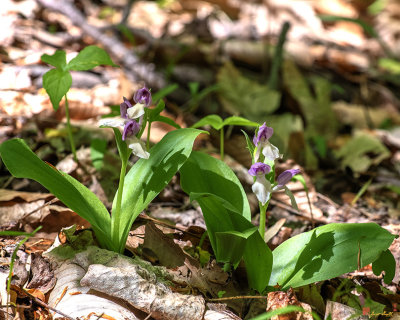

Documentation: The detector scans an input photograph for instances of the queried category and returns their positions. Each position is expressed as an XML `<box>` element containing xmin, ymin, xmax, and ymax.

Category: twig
<box><xmin>316</xmin><ymin>192</ymin><xmax>339</xmax><ymax>208</ymax></box>
<box><xmin>270</xmin><ymin>199</ymin><xmax>326</xmax><ymax>224</ymax></box>
<box><xmin>22</xmin><ymin>289</ymin><xmax>76</xmax><ymax>320</ymax></box>
<box><xmin>36</xmin><ymin>0</ymin><xmax>167</xmax><ymax>89</ymax></box>
<box><xmin>20</xmin><ymin>197</ymin><xmax>58</xmax><ymax>221</ymax></box>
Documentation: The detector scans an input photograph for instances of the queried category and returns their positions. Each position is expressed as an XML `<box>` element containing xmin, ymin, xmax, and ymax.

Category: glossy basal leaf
<box><xmin>185</xmin><ymin>192</ymin><xmax>272</xmax><ymax>292</ymax></box>
<box><xmin>191</xmin><ymin>115</ymin><xmax>223</xmax><ymax>130</ymax></box>
<box><xmin>42</xmin><ymin>68</ymin><xmax>72</xmax><ymax>110</ymax></box>
<box><xmin>180</xmin><ymin>153</ymin><xmax>272</xmax><ymax>291</ymax></box>
<box><xmin>215</xmin><ymin>230</ymin><xmax>249</xmax><ymax>264</ymax></box>
<box><xmin>41</xmin><ymin>50</ymin><xmax>67</xmax><ymax>70</ymax></box>
<box><xmin>67</xmin><ymin>45</ymin><xmax>118</xmax><ymax>71</ymax></box>
<box><xmin>113</xmin><ymin>128</ymin><xmax>203</xmax><ymax>253</ymax></box>
<box><xmin>0</xmin><ymin>139</ymin><xmax>113</xmax><ymax>250</ymax></box>
<box><xmin>180</xmin><ymin>151</ymin><xmax>251</xmax><ymax>220</ymax></box>
<box><xmin>372</xmin><ymin>249</ymin><xmax>396</xmax><ymax>284</ymax></box>
<box><xmin>270</xmin><ymin>223</ymin><xmax>395</xmax><ymax>289</ymax></box>
<box><xmin>153</xmin><ymin>115</ymin><xmax>181</xmax><ymax>129</ymax></box>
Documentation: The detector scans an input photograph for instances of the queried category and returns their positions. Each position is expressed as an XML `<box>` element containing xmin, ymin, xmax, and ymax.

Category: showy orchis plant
<box><xmin>0</xmin><ymin>83</ymin><xmax>203</xmax><ymax>253</ymax></box>
<box><xmin>98</xmin><ymin>89</ymin><xmax>152</xmax><ymax>246</ymax></box>
<box><xmin>248</xmin><ymin>123</ymin><xmax>300</xmax><ymax>238</ymax></box>
<box><xmin>181</xmin><ymin>119</ymin><xmax>397</xmax><ymax>293</ymax></box>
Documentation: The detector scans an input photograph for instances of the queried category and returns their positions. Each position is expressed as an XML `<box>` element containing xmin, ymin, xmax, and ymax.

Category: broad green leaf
<box><xmin>372</xmin><ymin>249</ymin><xmax>396</xmax><ymax>284</ymax></box>
<box><xmin>186</xmin><ymin>192</ymin><xmax>272</xmax><ymax>292</ymax></box>
<box><xmin>180</xmin><ymin>151</ymin><xmax>251</xmax><ymax>220</ymax></box>
<box><xmin>180</xmin><ymin>152</ymin><xmax>272</xmax><ymax>291</ymax></box>
<box><xmin>0</xmin><ymin>139</ymin><xmax>113</xmax><ymax>251</ymax></box>
<box><xmin>215</xmin><ymin>229</ymin><xmax>253</xmax><ymax>264</ymax></box>
<box><xmin>334</xmin><ymin>133</ymin><xmax>390</xmax><ymax>173</ymax></box>
<box><xmin>191</xmin><ymin>115</ymin><xmax>223</xmax><ymax>130</ymax></box>
<box><xmin>242</xmin><ymin>224</ymin><xmax>273</xmax><ymax>292</ymax></box>
<box><xmin>67</xmin><ymin>45</ymin><xmax>118</xmax><ymax>71</ymax></box>
<box><xmin>270</xmin><ymin>223</ymin><xmax>395</xmax><ymax>289</ymax></box>
<box><xmin>217</xmin><ymin>61</ymin><xmax>281</xmax><ymax>120</ymax></box>
<box><xmin>113</xmin><ymin>128</ymin><xmax>203</xmax><ymax>253</ymax></box>
<box><xmin>41</xmin><ymin>50</ymin><xmax>67</xmax><ymax>70</ymax></box>
<box><xmin>222</xmin><ymin>116</ymin><xmax>259</xmax><ymax>128</ymax></box>
<box><xmin>148</xmin><ymin>100</ymin><xmax>165</xmax><ymax>120</ymax></box>
<box><xmin>42</xmin><ymin>68</ymin><xmax>72</xmax><ymax>110</ymax></box>
<box><xmin>153</xmin><ymin>115</ymin><xmax>181</xmax><ymax>129</ymax></box>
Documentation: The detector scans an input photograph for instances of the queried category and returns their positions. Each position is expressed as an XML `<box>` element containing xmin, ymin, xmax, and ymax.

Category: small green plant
<box><xmin>41</xmin><ymin>46</ymin><xmax>118</xmax><ymax>161</ymax></box>
<box><xmin>191</xmin><ymin>115</ymin><xmax>259</xmax><ymax>160</ymax></box>
<box><xmin>0</xmin><ymin>227</ymin><xmax>42</xmax><ymax>315</ymax></box>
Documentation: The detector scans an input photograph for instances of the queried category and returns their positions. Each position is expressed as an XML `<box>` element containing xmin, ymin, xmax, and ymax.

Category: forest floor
<box><xmin>1</xmin><ymin>0</ymin><xmax>400</xmax><ymax>319</ymax></box>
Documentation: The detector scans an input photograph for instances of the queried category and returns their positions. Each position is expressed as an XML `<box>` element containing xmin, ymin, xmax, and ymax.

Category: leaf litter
<box><xmin>1</xmin><ymin>0</ymin><xmax>400</xmax><ymax>319</ymax></box>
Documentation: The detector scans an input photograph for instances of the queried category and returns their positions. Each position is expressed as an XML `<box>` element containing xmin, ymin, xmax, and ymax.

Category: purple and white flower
<box><xmin>248</xmin><ymin>162</ymin><xmax>272</xmax><ymax>205</ymax></box>
<box><xmin>273</xmin><ymin>169</ymin><xmax>301</xmax><ymax>191</ymax></box>
<box><xmin>99</xmin><ymin>88</ymin><xmax>152</xmax><ymax>159</ymax></box>
<box><xmin>134</xmin><ymin>87</ymin><xmax>152</xmax><ymax>107</ymax></box>
<box><xmin>253</xmin><ymin>123</ymin><xmax>281</xmax><ymax>162</ymax></box>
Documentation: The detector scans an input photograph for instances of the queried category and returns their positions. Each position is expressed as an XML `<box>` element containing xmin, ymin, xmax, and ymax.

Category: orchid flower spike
<box><xmin>99</xmin><ymin>88</ymin><xmax>152</xmax><ymax>159</ymax></box>
<box><xmin>273</xmin><ymin>169</ymin><xmax>301</xmax><ymax>191</ymax></box>
<box><xmin>253</xmin><ymin>123</ymin><xmax>281</xmax><ymax>162</ymax></box>
<box><xmin>248</xmin><ymin>162</ymin><xmax>272</xmax><ymax>205</ymax></box>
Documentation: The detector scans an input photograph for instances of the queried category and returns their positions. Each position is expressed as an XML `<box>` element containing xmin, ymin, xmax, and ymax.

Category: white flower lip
<box><xmin>127</xmin><ymin>103</ymin><xmax>145</xmax><ymax>119</ymax></box>
<box><xmin>127</xmin><ymin>136</ymin><xmax>150</xmax><ymax>159</ymax></box>
<box><xmin>252</xmin><ymin>176</ymin><xmax>272</xmax><ymax>205</ymax></box>
<box><xmin>99</xmin><ymin>117</ymin><xmax>126</xmax><ymax>128</ymax></box>
<box><xmin>261</xmin><ymin>141</ymin><xmax>282</xmax><ymax>162</ymax></box>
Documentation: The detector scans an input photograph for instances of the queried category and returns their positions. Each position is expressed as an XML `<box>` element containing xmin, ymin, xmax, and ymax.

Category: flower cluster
<box><xmin>99</xmin><ymin>87</ymin><xmax>152</xmax><ymax>159</ymax></box>
<box><xmin>248</xmin><ymin>123</ymin><xmax>300</xmax><ymax>205</ymax></box>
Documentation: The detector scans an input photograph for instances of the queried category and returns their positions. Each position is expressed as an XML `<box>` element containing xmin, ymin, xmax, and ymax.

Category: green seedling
<box><xmin>0</xmin><ymin>227</ymin><xmax>42</xmax><ymax>316</ymax></box>
<box><xmin>192</xmin><ymin>115</ymin><xmax>259</xmax><ymax>160</ymax></box>
<box><xmin>41</xmin><ymin>45</ymin><xmax>118</xmax><ymax>162</ymax></box>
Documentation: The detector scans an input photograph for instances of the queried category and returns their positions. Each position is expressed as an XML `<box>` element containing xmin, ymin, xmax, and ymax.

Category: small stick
<box><xmin>23</xmin><ymin>289</ymin><xmax>75</xmax><ymax>320</ymax></box>
<box><xmin>206</xmin><ymin>295</ymin><xmax>268</xmax><ymax>302</ymax></box>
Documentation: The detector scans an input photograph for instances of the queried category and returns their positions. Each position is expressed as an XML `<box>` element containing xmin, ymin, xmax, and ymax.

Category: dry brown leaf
<box><xmin>143</xmin><ymin>221</ymin><xmax>199</xmax><ymax>269</ymax></box>
<box><xmin>26</xmin><ymin>253</ymin><xmax>56</xmax><ymax>294</ymax></box>
<box><xmin>267</xmin><ymin>288</ymin><xmax>313</xmax><ymax>320</ymax></box>
<box><xmin>0</xmin><ymin>189</ymin><xmax>52</xmax><ymax>202</ymax></box>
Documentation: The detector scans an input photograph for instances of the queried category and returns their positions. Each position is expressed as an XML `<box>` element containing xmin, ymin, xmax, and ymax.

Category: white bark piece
<box><xmin>81</xmin><ymin>263</ymin><xmax>205</xmax><ymax>320</ymax></box>
<box><xmin>46</xmin><ymin>246</ymin><xmax>205</xmax><ymax>320</ymax></box>
<box><xmin>47</xmin><ymin>260</ymin><xmax>140</xmax><ymax>320</ymax></box>
<box><xmin>325</xmin><ymin>301</ymin><xmax>369</xmax><ymax>320</ymax></box>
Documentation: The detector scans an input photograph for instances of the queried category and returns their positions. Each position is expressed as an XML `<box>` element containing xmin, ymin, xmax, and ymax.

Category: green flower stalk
<box><xmin>99</xmin><ymin>88</ymin><xmax>152</xmax><ymax>243</ymax></box>
<box><xmin>248</xmin><ymin>122</ymin><xmax>300</xmax><ymax>240</ymax></box>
